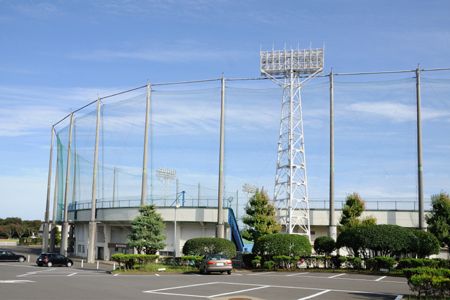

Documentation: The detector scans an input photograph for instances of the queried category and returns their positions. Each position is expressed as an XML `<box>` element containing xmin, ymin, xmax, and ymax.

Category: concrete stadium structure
<box><xmin>67</xmin><ymin>199</ymin><xmax>425</xmax><ymax>261</ymax></box>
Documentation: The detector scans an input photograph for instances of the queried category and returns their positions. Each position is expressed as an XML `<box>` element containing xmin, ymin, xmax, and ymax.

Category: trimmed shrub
<box><xmin>346</xmin><ymin>257</ymin><xmax>362</xmax><ymax>270</ymax></box>
<box><xmin>313</xmin><ymin>236</ymin><xmax>336</xmax><ymax>256</ymax></box>
<box><xmin>242</xmin><ymin>253</ymin><xmax>256</xmax><ymax>268</ymax></box>
<box><xmin>262</xmin><ymin>260</ymin><xmax>275</xmax><ymax>270</ymax></box>
<box><xmin>337</xmin><ymin>225</ymin><xmax>417</xmax><ymax>258</ymax></box>
<box><xmin>273</xmin><ymin>255</ymin><xmax>292</xmax><ymax>269</ymax></box>
<box><xmin>409</xmin><ymin>229</ymin><xmax>440</xmax><ymax>258</ymax></box>
<box><xmin>182</xmin><ymin>237</ymin><xmax>236</xmax><ymax>258</ymax></box>
<box><xmin>365</xmin><ymin>256</ymin><xmax>396</xmax><ymax>271</ymax></box>
<box><xmin>397</xmin><ymin>258</ymin><xmax>440</xmax><ymax>270</ymax></box>
<box><xmin>253</xmin><ymin>233</ymin><xmax>312</xmax><ymax>257</ymax></box>
<box><xmin>404</xmin><ymin>267</ymin><xmax>450</xmax><ymax>297</ymax></box>
<box><xmin>111</xmin><ymin>254</ymin><xmax>159</xmax><ymax>269</ymax></box>
<box><xmin>331</xmin><ymin>255</ymin><xmax>346</xmax><ymax>269</ymax></box>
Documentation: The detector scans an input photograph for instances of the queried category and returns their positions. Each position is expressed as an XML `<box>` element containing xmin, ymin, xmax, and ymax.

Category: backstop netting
<box><xmin>52</xmin><ymin>70</ymin><xmax>450</xmax><ymax>222</ymax></box>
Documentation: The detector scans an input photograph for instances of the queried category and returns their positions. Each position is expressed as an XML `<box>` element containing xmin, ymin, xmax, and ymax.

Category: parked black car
<box><xmin>0</xmin><ymin>250</ymin><xmax>26</xmax><ymax>262</ymax></box>
<box><xmin>36</xmin><ymin>253</ymin><xmax>73</xmax><ymax>267</ymax></box>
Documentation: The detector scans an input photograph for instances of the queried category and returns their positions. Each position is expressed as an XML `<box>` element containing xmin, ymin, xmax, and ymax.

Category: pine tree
<box><xmin>241</xmin><ymin>189</ymin><xmax>281</xmax><ymax>242</ymax></box>
<box><xmin>426</xmin><ymin>192</ymin><xmax>450</xmax><ymax>248</ymax></box>
<box><xmin>339</xmin><ymin>192</ymin><xmax>376</xmax><ymax>231</ymax></box>
<box><xmin>128</xmin><ymin>205</ymin><xmax>166</xmax><ymax>254</ymax></box>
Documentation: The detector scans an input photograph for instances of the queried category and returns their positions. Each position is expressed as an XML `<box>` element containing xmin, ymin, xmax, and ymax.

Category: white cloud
<box><xmin>346</xmin><ymin>101</ymin><xmax>450</xmax><ymax>122</ymax></box>
<box><xmin>69</xmin><ymin>48</ymin><xmax>249</xmax><ymax>63</ymax></box>
<box><xmin>0</xmin><ymin>85</ymin><xmax>131</xmax><ymax>137</ymax></box>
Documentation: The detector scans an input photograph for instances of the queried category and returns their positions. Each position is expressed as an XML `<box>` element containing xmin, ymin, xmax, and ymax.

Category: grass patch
<box><xmin>114</xmin><ymin>263</ymin><xmax>198</xmax><ymax>274</ymax></box>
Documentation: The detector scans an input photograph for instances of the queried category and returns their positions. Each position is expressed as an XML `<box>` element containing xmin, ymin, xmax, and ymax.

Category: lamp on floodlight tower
<box><xmin>156</xmin><ymin>168</ymin><xmax>176</xmax><ymax>206</ymax></box>
<box><xmin>260</xmin><ymin>47</ymin><xmax>324</xmax><ymax>240</ymax></box>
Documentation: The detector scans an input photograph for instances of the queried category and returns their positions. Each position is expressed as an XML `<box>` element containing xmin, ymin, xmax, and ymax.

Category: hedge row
<box><xmin>337</xmin><ymin>225</ymin><xmax>440</xmax><ymax>258</ymax></box>
<box><xmin>403</xmin><ymin>267</ymin><xmax>450</xmax><ymax>298</ymax></box>
<box><xmin>397</xmin><ymin>258</ymin><xmax>450</xmax><ymax>270</ymax></box>
<box><xmin>111</xmin><ymin>254</ymin><xmax>159</xmax><ymax>269</ymax></box>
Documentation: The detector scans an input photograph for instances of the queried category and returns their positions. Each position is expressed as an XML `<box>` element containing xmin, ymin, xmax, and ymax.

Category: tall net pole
<box><xmin>87</xmin><ymin>98</ymin><xmax>101</xmax><ymax>263</ymax></box>
<box><xmin>61</xmin><ymin>113</ymin><xmax>74</xmax><ymax>256</ymax></box>
<box><xmin>260</xmin><ymin>48</ymin><xmax>323</xmax><ymax>239</ymax></box>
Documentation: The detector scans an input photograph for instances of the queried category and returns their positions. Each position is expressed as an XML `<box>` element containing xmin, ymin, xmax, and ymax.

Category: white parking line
<box><xmin>113</xmin><ymin>274</ymin><xmax>119</xmax><ymax>277</ymax></box>
<box><xmin>394</xmin><ymin>295</ymin><xmax>403</xmax><ymax>300</ymax></box>
<box><xmin>0</xmin><ymin>280</ymin><xmax>35</xmax><ymax>284</ymax></box>
<box><xmin>375</xmin><ymin>275</ymin><xmax>387</xmax><ymax>282</ymax></box>
<box><xmin>144</xmin><ymin>281</ymin><xmax>398</xmax><ymax>299</ymax></box>
<box><xmin>249</xmin><ymin>271</ymin><xmax>276</xmax><ymax>276</ymax></box>
<box><xmin>155</xmin><ymin>274</ymin><xmax>160</xmax><ymax>277</ymax></box>
<box><xmin>67</xmin><ymin>273</ymin><xmax>77</xmax><ymax>277</ymax></box>
<box><xmin>209</xmin><ymin>285</ymin><xmax>270</xmax><ymax>298</ymax></box>
<box><xmin>328</xmin><ymin>273</ymin><xmax>346</xmax><ymax>279</ymax></box>
<box><xmin>144</xmin><ymin>281</ymin><xmax>217</xmax><ymax>293</ymax></box>
<box><xmin>286</xmin><ymin>272</ymin><xmax>308</xmax><ymax>277</ymax></box>
<box><xmin>298</xmin><ymin>289</ymin><xmax>331</xmax><ymax>300</ymax></box>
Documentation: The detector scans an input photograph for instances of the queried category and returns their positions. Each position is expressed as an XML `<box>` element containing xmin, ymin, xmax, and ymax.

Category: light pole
<box><xmin>173</xmin><ymin>200</ymin><xmax>180</xmax><ymax>257</ymax></box>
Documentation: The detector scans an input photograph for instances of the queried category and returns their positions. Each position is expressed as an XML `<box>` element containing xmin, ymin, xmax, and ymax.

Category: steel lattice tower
<box><xmin>260</xmin><ymin>48</ymin><xmax>324</xmax><ymax>238</ymax></box>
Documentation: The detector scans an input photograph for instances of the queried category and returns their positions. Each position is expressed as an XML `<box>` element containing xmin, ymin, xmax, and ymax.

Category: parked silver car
<box><xmin>199</xmin><ymin>254</ymin><xmax>232</xmax><ymax>274</ymax></box>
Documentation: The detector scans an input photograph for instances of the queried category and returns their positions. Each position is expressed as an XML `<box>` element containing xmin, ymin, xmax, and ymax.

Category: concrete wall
<box><xmin>72</xmin><ymin>207</ymin><xmax>230</xmax><ymax>260</ymax></box>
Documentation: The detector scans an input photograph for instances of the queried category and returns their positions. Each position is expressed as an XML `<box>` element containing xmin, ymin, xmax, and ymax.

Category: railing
<box><xmin>68</xmin><ymin>198</ymin><xmax>232</xmax><ymax>211</ymax></box>
<box><xmin>68</xmin><ymin>198</ymin><xmax>432</xmax><ymax>212</ymax></box>
<box><xmin>309</xmin><ymin>199</ymin><xmax>432</xmax><ymax>211</ymax></box>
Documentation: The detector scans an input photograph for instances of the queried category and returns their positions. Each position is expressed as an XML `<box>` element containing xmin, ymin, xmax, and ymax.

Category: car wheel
<box><xmin>47</xmin><ymin>262</ymin><xmax>53</xmax><ymax>267</ymax></box>
<box><xmin>227</xmin><ymin>270</ymin><xmax>232</xmax><ymax>275</ymax></box>
<box><xmin>18</xmin><ymin>257</ymin><xmax>25</xmax><ymax>263</ymax></box>
<box><xmin>66</xmin><ymin>261</ymin><xmax>72</xmax><ymax>267</ymax></box>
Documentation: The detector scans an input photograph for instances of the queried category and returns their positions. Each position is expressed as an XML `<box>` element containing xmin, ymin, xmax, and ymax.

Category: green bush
<box><xmin>262</xmin><ymin>260</ymin><xmax>275</xmax><ymax>270</ymax></box>
<box><xmin>434</xmin><ymin>258</ymin><xmax>450</xmax><ymax>269</ymax></box>
<box><xmin>346</xmin><ymin>257</ymin><xmax>362</xmax><ymax>270</ymax></box>
<box><xmin>410</xmin><ymin>229</ymin><xmax>440</xmax><ymax>258</ymax></box>
<box><xmin>161</xmin><ymin>256</ymin><xmax>203</xmax><ymax>267</ymax></box>
<box><xmin>403</xmin><ymin>267</ymin><xmax>450</xmax><ymax>279</ymax></box>
<box><xmin>365</xmin><ymin>256</ymin><xmax>396</xmax><ymax>271</ymax></box>
<box><xmin>182</xmin><ymin>237</ymin><xmax>236</xmax><ymax>258</ymax></box>
<box><xmin>404</xmin><ymin>267</ymin><xmax>450</xmax><ymax>297</ymax></box>
<box><xmin>337</xmin><ymin>225</ymin><xmax>417</xmax><ymax>258</ymax></box>
<box><xmin>314</xmin><ymin>236</ymin><xmax>336</xmax><ymax>255</ymax></box>
<box><xmin>111</xmin><ymin>254</ymin><xmax>159</xmax><ymax>269</ymax></box>
<box><xmin>331</xmin><ymin>255</ymin><xmax>346</xmax><ymax>269</ymax></box>
<box><xmin>273</xmin><ymin>255</ymin><xmax>292</xmax><ymax>269</ymax></box>
<box><xmin>253</xmin><ymin>233</ymin><xmax>312</xmax><ymax>257</ymax></box>
<box><xmin>242</xmin><ymin>253</ymin><xmax>256</xmax><ymax>268</ymax></box>
<box><xmin>397</xmin><ymin>258</ymin><xmax>440</xmax><ymax>270</ymax></box>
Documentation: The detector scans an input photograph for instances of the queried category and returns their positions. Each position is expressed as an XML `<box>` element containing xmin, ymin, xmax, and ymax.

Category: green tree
<box><xmin>314</xmin><ymin>236</ymin><xmax>336</xmax><ymax>256</ymax></box>
<box><xmin>241</xmin><ymin>189</ymin><xmax>281</xmax><ymax>242</ymax></box>
<box><xmin>339</xmin><ymin>193</ymin><xmax>376</xmax><ymax>230</ymax></box>
<box><xmin>127</xmin><ymin>205</ymin><xmax>166</xmax><ymax>254</ymax></box>
<box><xmin>426</xmin><ymin>192</ymin><xmax>450</xmax><ymax>248</ymax></box>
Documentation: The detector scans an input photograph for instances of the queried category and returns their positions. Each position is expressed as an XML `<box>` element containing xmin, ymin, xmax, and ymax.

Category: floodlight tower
<box><xmin>156</xmin><ymin>168</ymin><xmax>176</xmax><ymax>205</ymax></box>
<box><xmin>260</xmin><ymin>47</ymin><xmax>324</xmax><ymax>238</ymax></box>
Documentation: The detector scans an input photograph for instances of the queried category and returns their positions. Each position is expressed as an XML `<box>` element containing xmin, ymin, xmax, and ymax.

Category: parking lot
<box><xmin>0</xmin><ymin>262</ymin><xmax>409</xmax><ymax>300</ymax></box>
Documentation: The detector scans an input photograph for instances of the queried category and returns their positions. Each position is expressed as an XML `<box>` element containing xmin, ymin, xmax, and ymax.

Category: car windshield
<box><xmin>207</xmin><ymin>255</ymin><xmax>228</xmax><ymax>260</ymax></box>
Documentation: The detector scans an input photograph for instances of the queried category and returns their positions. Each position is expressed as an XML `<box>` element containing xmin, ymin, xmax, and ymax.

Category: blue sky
<box><xmin>1</xmin><ymin>0</ymin><xmax>450</xmax><ymax>220</ymax></box>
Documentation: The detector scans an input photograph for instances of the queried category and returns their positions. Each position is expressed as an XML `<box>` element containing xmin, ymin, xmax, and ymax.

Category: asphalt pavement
<box><xmin>0</xmin><ymin>262</ymin><xmax>410</xmax><ymax>300</ymax></box>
